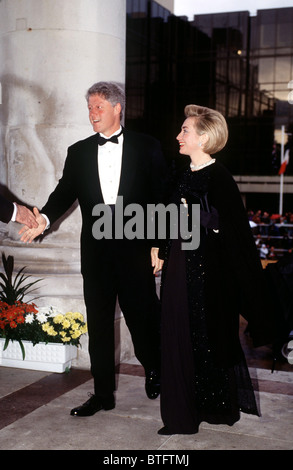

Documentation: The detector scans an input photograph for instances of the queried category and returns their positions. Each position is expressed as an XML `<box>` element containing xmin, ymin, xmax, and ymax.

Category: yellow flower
<box><xmin>43</xmin><ymin>325</ymin><xmax>57</xmax><ymax>336</ymax></box>
<box><xmin>38</xmin><ymin>309</ymin><xmax>86</xmax><ymax>344</ymax></box>
<box><xmin>73</xmin><ymin>312</ymin><xmax>84</xmax><ymax>321</ymax></box>
<box><xmin>71</xmin><ymin>330</ymin><xmax>81</xmax><ymax>339</ymax></box>
<box><xmin>42</xmin><ymin>322</ymin><xmax>50</xmax><ymax>332</ymax></box>
<box><xmin>62</xmin><ymin>319</ymin><xmax>71</xmax><ymax>329</ymax></box>
<box><xmin>70</xmin><ymin>321</ymin><xmax>79</xmax><ymax>331</ymax></box>
<box><xmin>77</xmin><ymin>325</ymin><xmax>87</xmax><ymax>335</ymax></box>
<box><xmin>64</xmin><ymin>312</ymin><xmax>73</xmax><ymax>320</ymax></box>
<box><xmin>53</xmin><ymin>314</ymin><xmax>64</xmax><ymax>324</ymax></box>
<box><xmin>61</xmin><ymin>336</ymin><xmax>71</xmax><ymax>342</ymax></box>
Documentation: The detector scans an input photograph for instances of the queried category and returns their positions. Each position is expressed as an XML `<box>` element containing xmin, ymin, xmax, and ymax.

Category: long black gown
<box><xmin>160</xmin><ymin>162</ymin><xmax>261</xmax><ymax>434</ymax></box>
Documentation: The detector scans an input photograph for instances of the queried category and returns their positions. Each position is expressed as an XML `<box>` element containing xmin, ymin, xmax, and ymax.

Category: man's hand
<box><xmin>15</xmin><ymin>203</ymin><xmax>39</xmax><ymax>228</ymax></box>
<box><xmin>151</xmin><ymin>247</ymin><xmax>164</xmax><ymax>275</ymax></box>
<box><xmin>19</xmin><ymin>207</ymin><xmax>47</xmax><ymax>243</ymax></box>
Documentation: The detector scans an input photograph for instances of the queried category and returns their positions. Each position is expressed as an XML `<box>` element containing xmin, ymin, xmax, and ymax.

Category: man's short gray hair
<box><xmin>86</xmin><ymin>81</ymin><xmax>125</xmax><ymax>120</ymax></box>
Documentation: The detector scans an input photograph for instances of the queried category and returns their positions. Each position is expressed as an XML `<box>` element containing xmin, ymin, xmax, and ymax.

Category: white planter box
<box><xmin>0</xmin><ymin>339</ymin><xmax>77</xmax><ymax>373</ymax></box>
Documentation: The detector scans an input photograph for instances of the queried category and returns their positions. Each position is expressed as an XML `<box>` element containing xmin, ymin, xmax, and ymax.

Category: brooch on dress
<box><xmin>181</xmin><ymin>197</ymin><xmax>188</xmax><ymax>208</ymax></box>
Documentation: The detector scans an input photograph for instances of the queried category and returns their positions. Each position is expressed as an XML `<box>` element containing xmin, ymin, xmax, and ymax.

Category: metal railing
<box><xmin>252</xmin><ymin>223</ymin><xmax>293</xmax><ymax>259</ymax></box>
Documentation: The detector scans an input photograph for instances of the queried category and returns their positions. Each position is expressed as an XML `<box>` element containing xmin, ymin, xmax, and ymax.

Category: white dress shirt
<box><xmin>97</xmin><ymin>127</ymin><xmax>123</xmax><ymax>205</ymax></box>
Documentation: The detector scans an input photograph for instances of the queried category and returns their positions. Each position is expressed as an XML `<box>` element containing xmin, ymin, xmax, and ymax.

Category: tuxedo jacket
<box><xmin>42</xmin><ymin>128</ymin><xmax>166</xmax><ymax>277</ymax></box>
<box><xmin>0</xmin><ymin>194</ymin><xmax>14</xmax><ymax>223</ymax></box>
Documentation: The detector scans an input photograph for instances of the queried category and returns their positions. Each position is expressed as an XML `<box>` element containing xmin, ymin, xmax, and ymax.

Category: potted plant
<box><xmin>0</xmin><ymin>253</ymin><xmax>87</xmax><ymax>372</ymax></box>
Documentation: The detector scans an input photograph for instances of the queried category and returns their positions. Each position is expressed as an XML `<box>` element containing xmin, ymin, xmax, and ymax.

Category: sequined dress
<box><xmin>160</xmin><ymin>163</ymin><xmax>259</xmax><ymax>434</ymax></box>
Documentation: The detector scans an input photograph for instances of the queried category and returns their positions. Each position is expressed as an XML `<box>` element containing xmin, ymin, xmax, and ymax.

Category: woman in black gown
<box><xmin>158</xmin><ymin>105</ymin><xmax>274</xmax><ymax>435</ymax></box>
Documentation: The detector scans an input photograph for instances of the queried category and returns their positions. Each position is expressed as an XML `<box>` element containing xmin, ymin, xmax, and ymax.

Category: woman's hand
<box><xmin>151</xmin><ymin>247</ymin><xmax>164</xmax><ymax>275</ymax></box>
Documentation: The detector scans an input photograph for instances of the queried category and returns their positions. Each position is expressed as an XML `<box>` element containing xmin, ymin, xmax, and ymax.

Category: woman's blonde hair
<box><xmin>184</xmin><ymin>104</ymin><xmax>228</xmax><ymax>155</ymax></box>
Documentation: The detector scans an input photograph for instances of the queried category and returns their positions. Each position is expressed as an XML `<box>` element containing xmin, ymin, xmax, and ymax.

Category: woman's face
<box><xmin>176</xmin><ymin>117</ymin><xmax>203</xmax><ymax>156</ymax></box>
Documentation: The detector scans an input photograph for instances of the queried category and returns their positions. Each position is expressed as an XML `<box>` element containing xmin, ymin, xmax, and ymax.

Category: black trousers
<box><xmin>82</xmin><ymin>239</ymin><xmax>161</xmax><ymax>399</ymax></box>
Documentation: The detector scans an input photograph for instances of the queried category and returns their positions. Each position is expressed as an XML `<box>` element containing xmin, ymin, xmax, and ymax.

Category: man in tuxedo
<box><xmin>0</xmin><ymin>194</ymin><xmax>38</xmax><ymax>228</ymax></box>
<box><xmin>20</xmin><ymin>81</ymin><xmax>166</xmax><ymax>416</ymax></box>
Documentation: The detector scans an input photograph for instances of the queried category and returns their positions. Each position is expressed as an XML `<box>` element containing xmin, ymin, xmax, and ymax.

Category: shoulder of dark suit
<box><xmin>123</xmin><ymin>127</ymin><xmax>161</xmax><ymax>147</ymax></box>
<box><xmin>68</xmin><ymin>133</ymin><xmax>98</xmax><ymax>152</ymax></box>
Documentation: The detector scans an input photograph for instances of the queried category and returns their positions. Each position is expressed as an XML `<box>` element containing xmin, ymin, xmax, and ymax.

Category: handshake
<box><xmin>16</xmin><ymin>204</ymin><xmax>47</xmax><ymax>243</ymax></box>
<box><xmin>0</xmin><ymin>196</ymin><xmax>47</xmax><ymax>243</ymax></box>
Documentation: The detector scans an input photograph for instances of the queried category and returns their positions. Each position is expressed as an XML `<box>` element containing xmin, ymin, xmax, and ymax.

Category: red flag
<box><xmin>279</xmin><ymin>149</ymin><xmax>290</xmax><ymax>175</ymax></box>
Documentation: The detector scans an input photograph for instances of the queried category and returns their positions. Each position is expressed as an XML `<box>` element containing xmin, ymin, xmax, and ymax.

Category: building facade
<box><xmin>126</xmin><ymin>1</ymin><xmax>293</xmax><ymax>211</ymax></box>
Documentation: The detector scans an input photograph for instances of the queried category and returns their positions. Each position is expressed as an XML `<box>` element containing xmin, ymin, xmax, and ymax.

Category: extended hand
<box><xmin>19</xmin><ymin>207</ymin><xmax>47</xmax><ymax>243</ymax></box>
<box><xmin>151</xmin><ymin>247</ymin><xmax>164</xmax><ymax>275</ymax></box>
<box><xmin>15</xmin><ymin>204</ymin><xmax>39</xmax><ymax>228</ymax></box>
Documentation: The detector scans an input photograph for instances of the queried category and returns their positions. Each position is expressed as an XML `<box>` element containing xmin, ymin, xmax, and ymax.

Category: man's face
<box><xmin>88</xmin><ymin>94</ymin><xmax>121</xmax><ymax>136</ymax></box>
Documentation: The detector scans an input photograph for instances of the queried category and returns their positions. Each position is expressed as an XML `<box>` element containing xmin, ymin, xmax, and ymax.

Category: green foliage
<box><xmin>0</xmin><ymin>252</ymin><xmax>42</xmax><ymax>305</ymax></box>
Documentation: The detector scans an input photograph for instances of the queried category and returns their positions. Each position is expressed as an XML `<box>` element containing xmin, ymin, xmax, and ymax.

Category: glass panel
<box><xmin>275</xmin><ymin>56</ymin><xmax>291</xmax><ymax>83</ymax></box>
<box><xmin>258</xmin><ymin>57</ymin><xmax>274</xmax><ymax>84</ymax></box>
<box><xmin>260</xmin><ymin>24</ymin><xmax>275</xmax><ymax>48</ymax></box>
<box><xmin>277</xmin><ymin>23</ymin><xmax>292</xmax><ymax>47</ymax></box>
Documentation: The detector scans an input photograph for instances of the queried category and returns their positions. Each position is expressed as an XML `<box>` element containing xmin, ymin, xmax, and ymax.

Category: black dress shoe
<box><xmin>70</xmin><ymin>394</ymin><xmax>115</xmax><ymax>417</ymax></box>
<box><xmin>145</xmin><ymin>370</ymin><xmax>160</xmax><ymax>399</ymax></box>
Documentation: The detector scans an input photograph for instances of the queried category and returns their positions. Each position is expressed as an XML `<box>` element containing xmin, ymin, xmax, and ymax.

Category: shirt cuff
<box><xmin>41</xmin><ymin>213</ymin><xmax>50</xmax><ymax>231</ymax></box>
<box><xmin>11</xmin><ymin>203</ymin><xmax>17</xmax><ymax>222</ymax></box>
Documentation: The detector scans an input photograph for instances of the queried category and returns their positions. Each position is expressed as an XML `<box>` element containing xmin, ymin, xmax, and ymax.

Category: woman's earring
<box><xmin>199</xmin><ymin>142</ymin><xmax>202</xmax><ymax>147</ymax></box>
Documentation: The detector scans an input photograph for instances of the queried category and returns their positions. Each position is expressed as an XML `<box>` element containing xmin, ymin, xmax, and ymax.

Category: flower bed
<box><xmin>0</xmin><ymin>303</ymin><xmax>87</xmax><ymax>360</ymax></box>
<box><xmin>0</xmin><ymin>252</ymin><xmax>87</xmax><ymax>371</ymax></box>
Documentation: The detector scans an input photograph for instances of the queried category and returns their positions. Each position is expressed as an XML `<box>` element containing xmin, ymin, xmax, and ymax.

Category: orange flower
<box><xmin>16</xmin><ymin>315</ymin><xmax>25</xmax><ymax>324</ymax></box>
<box><xmin>6</xmin><ymin>312</ymin><xmax>15</xmax><ymax>321</ymax></box>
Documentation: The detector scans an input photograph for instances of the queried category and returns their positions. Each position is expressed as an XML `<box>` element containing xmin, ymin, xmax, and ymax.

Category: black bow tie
<box><xmin>98</xmin><ymin>130</ymin><xmax>123</xmax><ymax>146</ymax></box>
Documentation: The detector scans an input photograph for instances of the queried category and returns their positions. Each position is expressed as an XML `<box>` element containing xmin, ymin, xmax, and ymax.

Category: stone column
<box><xmin>0</xmin><ymin>0</ymin><xmax>134</xmax><ymax>368</ymax></box>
